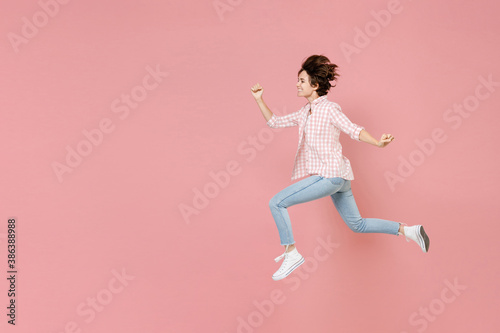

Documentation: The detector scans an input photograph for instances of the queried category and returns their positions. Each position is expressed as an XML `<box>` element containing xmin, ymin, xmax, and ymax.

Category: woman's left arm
<box><xmin>359</xmin><ymin>129</ymin><xmax>394</xmax><ymax>148</ymax></box>
<box><xmin>329</xmin><ymin>103</ymin><xmax>394</xmax><ymax>147</ymax></box>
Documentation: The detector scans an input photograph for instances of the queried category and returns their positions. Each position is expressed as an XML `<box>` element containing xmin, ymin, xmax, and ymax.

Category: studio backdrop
<box><xmin>1</xmin><ymin>0</ymin><xmax>499</xmax><ymax>332</ymax></box>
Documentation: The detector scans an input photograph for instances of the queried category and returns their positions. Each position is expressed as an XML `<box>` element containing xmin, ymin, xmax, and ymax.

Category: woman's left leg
<box><xmin>329</xmin><ymin>178</ymin><xmax>430</xmax><ymax>252</ymax></box>
<box><xmin>329</xmin><ymin>178</ymin><xmax>400</xmax><ymax>235</ymax></box>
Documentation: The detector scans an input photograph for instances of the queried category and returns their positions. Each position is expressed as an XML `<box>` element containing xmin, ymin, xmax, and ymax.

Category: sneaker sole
<box><xmin>419</xmin><ymin>226</ymin><xmax>430</xmax><ymax>253</ymax></box>
<box><xmin>272</xmin><ymin>257</ymin><xmax>305</xmax><ymax>281</ymax></box>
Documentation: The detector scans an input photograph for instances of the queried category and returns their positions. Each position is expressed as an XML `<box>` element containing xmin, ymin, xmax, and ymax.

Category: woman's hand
<box><xmin>251</xmin><ymin>83</ymin><xmax>264</xmax><ymax>101</ymax></box>
<box><xmin>377</xmin><ymin>134</ymin><xmax>394</xmax><ymax>148</ymax></box>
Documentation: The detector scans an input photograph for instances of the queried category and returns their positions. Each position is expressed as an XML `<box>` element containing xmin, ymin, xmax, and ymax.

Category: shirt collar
<box><xmin>310</xmin><ymin>95</ymin><xmax>328</xmax><ymax>106</ymax></box>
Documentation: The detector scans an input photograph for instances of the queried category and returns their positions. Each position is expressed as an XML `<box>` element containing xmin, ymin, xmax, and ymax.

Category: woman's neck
<box><xmin>306</xmin><ymin>93</ymin><xmax>320</xmax><ymax>104</ymax></box>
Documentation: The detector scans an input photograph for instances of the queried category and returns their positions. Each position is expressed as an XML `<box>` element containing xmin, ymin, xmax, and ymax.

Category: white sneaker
<box><xmin>401</xmin><ymin>225</ymin><xmax>430</xmax><ymax>253</ymax></box>
<box><xmin>272</xmin><ymin>246</ymin><xmax>304</xmax><ymax>281</ymax></box>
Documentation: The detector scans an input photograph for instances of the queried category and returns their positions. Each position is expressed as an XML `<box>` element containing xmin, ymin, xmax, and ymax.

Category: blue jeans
<box><xmin>269</xmin><ymin>175</ymin><xmax>400</xmax><ymax>245</ymax></box>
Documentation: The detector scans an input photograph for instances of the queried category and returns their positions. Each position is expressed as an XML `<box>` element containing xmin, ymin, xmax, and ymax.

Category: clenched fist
<box><xmin>250</xmin><ymin>83</ymin><xmax>263</xmax><ymax>100</ymax></box>
<box><xmin>377</xmin><ymin>134</ymin><xmax>394</xmax><ymax>148</ymax></box>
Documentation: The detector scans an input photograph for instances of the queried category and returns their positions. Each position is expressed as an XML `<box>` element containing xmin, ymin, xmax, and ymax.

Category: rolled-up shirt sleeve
<box><xmin>266</xmin><ymin>109</ymin><xmax>302</xmax><ymax>128</ymax></box>
<box><xmin>329</xmin><ymin>104</ymin><xmax>364</xmax><ymax>141</ymax></box>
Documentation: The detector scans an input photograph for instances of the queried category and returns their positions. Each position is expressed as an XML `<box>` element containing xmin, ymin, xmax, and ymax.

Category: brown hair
<box><xmin>298</xmin><ymin>54</ymin><xmax>340</xmax><ymax>96</ymax></box>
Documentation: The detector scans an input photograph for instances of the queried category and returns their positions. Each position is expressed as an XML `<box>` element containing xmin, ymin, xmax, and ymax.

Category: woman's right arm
<box><xmin>251</xmin><ymin>83</ymin><xmax>273</xmax><ymax>122</ymax></box>
<box><xmin>251</xmin><ymin>83</ymin><xmax>300</xmax><ymax>128</ymax></box>
<box><xmin>255</xmin><ymin>98</ymin><xmax>274</xmax><ymax>122</ymax></box>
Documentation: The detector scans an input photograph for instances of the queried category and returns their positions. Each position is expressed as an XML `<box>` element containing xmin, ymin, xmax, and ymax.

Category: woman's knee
<box><xmin>346</xmin><ymin>218</ymin><xmax>366</xmax><ymax>233</ymax></box>
<box><xmin>269</xmin><ymin>195</ymin><xmax>281</xmax><ymax>209</ymax></box>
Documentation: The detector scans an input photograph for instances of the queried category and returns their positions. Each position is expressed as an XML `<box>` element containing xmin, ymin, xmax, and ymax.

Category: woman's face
<box><xmin>296</xmin><ymin>70</ymin><xmax>318</xmax><ymax>98</ymax></box>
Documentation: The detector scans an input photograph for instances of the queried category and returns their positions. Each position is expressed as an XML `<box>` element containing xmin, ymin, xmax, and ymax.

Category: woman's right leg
<box><xmin>268</xmin><ymin>175</ymin><xmax>344</xmax><ymax>280</ymax></box>
<box><xmin>269</xmin><ymin>175</ymin><xmax>343</xmax><ymax>247</ymax></box>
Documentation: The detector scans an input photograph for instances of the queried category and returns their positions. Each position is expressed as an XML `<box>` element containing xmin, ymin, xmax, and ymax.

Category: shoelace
<box><xmin>274</xmin><ymin>245</ymin><xmax>290</xmax><ymax>262</ymax></box>
<box><xmin>398</xmin><ymin>222</ymin><xmax>410</xmax><ymax>242</ymax></box>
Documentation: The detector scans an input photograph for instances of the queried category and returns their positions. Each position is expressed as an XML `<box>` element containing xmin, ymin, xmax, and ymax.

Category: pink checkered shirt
<box><xmin>267</xmin><ymin>95</ymin><xmax>364</xmax><ymax>181</ymax></box>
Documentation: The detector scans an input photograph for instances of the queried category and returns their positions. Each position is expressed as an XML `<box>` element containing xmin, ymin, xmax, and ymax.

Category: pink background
<box><xmin>1</xmin><ymin>0</ymin><xmax>499</xmax><ymax>332</ymax></box>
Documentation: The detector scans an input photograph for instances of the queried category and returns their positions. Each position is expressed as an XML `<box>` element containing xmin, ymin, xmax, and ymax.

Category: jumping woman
<box><xmin>250</xmin><ymin>54</ymin><xmax>430</xmax><ymax>281</ymax></box>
